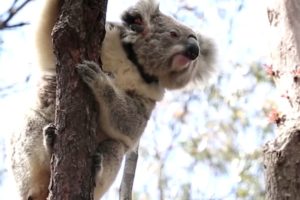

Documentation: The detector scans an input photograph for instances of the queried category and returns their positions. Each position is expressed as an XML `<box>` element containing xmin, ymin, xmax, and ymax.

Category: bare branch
<box><xmin>0</xmin><ymin>0</ymin><xmax>32</xmax><ymax>30</ymax></box>
<box><xmin>119</xmin><ymin>145</ymin><xmax>139</xmax><ymax>200</ymax></box>
<box><xmin>2</xmin><ymin>22</ymin><xmax>29</xmax><ymax>29</ymax></box>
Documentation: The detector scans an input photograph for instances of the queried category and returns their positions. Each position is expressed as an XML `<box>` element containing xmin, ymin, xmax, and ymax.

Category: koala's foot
<box><xmin>43</xmin><ymin>123</ymin><xmax>56</xmax><ymax>153</ymax></box>
<box><xmin>76</xmin><ymin>61</ymin><xmax>109</xmax><ymax>88</ymax></box>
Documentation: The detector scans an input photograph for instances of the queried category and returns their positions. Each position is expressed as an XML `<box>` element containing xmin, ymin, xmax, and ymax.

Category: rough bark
<box><xmin>49</xmin><ymin>0</ymin><xmax>108</xmax><ymax>199</ymax></box>
<box><xmin>264</xmin><ymin>0</ymin><xmax>300</xmax><ymax>199</ymax></box>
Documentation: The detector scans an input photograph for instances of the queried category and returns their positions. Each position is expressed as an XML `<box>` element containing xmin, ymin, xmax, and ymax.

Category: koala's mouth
<box><xmin>171</xmin><ymin>54</ymin><xmax>192</xmax><ymax>72</ymax></box>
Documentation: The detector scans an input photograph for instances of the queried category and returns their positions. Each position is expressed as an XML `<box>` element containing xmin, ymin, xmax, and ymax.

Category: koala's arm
<box><xmin>76</xmin><ymin>61</ymin><xmax>155</xmax><ymax>148</ymax></box>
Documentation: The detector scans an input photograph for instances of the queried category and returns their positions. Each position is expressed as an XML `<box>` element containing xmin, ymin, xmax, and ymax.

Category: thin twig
<box><xmin>0</xmin><ymin>0</ymin><xmax>32</xmax><ymax>30</ymax></box>
<box><xmin>2</xmin><ymin>22</ymin><xmax>29</xmax><ymax>29</ymax></box>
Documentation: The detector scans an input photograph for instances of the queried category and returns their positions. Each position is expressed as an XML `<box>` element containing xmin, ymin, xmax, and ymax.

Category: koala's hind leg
<box><xmin>93</xmin><ymin>139</ymin><xmax>126</xmax><ymax>199</ymax></box>
<box><xmin>10</xmin><ymin>112</ymin><xmax>52</xmax><ymax>200</ymax></box>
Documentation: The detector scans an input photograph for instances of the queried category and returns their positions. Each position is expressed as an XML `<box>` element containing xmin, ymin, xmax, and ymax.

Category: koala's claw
<box><xmin>93</xmin><ymin>147</ymin><xmax>104</xmax><ymax>185</ymax></box>
<box><xmin>43</xmin><ymin>123</ymin><xmax>56</xmax><ymax>152</ymax></box>
<box><xmin>76</xmin><ymin>63</ymin><xmax>98</xmax><ymax>83</ymax></box>
<box><xmin>82</xmin><ymin>60</ymin><xmax>101</xmax><ymax>73</ymax></box>
<box><xmin>93</xmin><ymin>149</ymin><xmax>103</xmax><ymax>172</ymax></box>
<box><xmin>76</xmin><ymin>61</ymin><xmax>107</xmax><ymax>85</ymax></box>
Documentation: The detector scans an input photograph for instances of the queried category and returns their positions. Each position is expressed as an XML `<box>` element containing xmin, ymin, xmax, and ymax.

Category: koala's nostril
<box><xmin>185</xmin><ymin>41</ymin><xmax>199</xmax><ymax>60</ymax></box>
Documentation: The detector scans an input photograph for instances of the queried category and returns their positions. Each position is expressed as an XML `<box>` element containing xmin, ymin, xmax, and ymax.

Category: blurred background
<box><xmin>0</xmin><ymin>0</ymin><xmax>276</xmax><ymax>199</ymax></box>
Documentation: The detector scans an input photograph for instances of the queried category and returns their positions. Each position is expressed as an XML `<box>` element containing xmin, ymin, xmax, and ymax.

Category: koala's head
<box><xmin>121</xmin><ymin>0</ymin><xmax>217</xmax><ymax>89</ymax></box>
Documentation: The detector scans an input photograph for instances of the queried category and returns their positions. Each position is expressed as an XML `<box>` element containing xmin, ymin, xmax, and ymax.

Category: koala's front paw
<box><xmin>76</xmin><ymin>61</ymin><xmax>107</xmax><ymax>88</ymax></box>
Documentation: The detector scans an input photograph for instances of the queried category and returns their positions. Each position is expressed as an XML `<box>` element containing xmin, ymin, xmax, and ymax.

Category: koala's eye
<box><xmin>170</xmin><ymin>30</ymin><xmax>179</xmax><ymax>38</ymax></box>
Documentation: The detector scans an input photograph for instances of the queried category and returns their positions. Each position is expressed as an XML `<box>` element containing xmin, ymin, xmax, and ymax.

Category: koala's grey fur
<box><xmin>9</xmin><ymin>0</ymin><xmax>217</xmax><ymax>199</ymax></box>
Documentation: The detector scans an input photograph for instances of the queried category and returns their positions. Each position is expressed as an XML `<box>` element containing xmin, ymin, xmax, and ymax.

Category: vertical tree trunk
<box><xmin>264</xmin><ymin>0</ymin><xmax>300</xmax><ymax>199</ymax></box>
<box><xmin>49</xmin><ymin>0</ymin><xmax>108</xmax><ymax>199</ymax></box>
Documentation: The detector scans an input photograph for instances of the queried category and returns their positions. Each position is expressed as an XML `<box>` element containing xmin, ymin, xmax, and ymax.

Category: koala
<box><xmin>9</xmin><ymin>0</ymin><xmax>217</xmax><ymax>199</ymax></box>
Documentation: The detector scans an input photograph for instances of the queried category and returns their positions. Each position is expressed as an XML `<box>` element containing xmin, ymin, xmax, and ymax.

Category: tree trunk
<box><xmin>49</xmin><ymin>0</ymin><xmax>108</xmax><ymax>199</ymax></box>
<box><xmin>263</xmin><ymin>0</ymin><xmax>300</xmax><ymax>199</ymax></box>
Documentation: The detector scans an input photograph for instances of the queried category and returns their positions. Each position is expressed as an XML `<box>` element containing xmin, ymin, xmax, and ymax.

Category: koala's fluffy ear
<box><xmin>121</xmin><ymin>0</ymin><xmax>159</xmax><ymax>34</ymax></box>
<box><xmin>193</xmin><ymin>33</ymin><xmax>218</xmax><ymax>84</ymax></box>
<box><xmin>122</xmin><ymin>10</ymin><xmax>144</xmax><ymax>33</ymax></box>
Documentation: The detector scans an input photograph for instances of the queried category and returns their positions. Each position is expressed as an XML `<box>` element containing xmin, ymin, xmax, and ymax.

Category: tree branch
<box><xmin>119</xmin><ymin>145</ymin><xmax>139</xmax><ymax>200</ymax></box>
<box><xmin>0</xmin><ymin>0</ymin><xmax>32</xmax><ymax>30</ymax></box>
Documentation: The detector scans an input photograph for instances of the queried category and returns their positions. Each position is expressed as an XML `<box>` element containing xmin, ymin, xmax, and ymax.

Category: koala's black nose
<box><xmin>184</xmin><ymin>38</ymin><xmax>199</xmax><ymax>60</ymax></box>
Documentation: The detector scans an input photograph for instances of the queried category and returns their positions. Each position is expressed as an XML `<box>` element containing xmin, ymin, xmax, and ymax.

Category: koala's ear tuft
<box><xmin>122</xmin><ymin>10</ymin><xmax>144</xmax><ymax>33</ymax></box>
<box><xmin>192</xmin><ymin>33</ymin><xmax>218</xmax><ymax>85</ymax></box>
